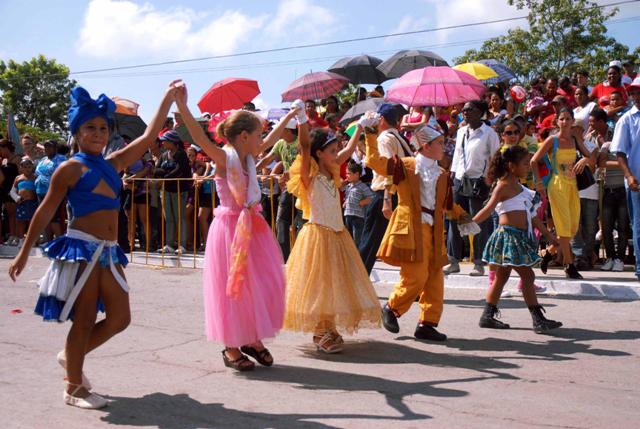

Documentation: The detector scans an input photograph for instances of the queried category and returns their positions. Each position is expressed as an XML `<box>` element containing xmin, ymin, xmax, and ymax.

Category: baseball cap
<box><xmin>158</xmin><ymin>130</ymin><xmax>182</xmax><ymax>144</ymax></box>
<box><xmin>282</xmin><ymin>118</ymin><xmax>297</xmax><ymax>130</ymax></box>
<box><xmin>377</xmin><ymin>103</ymin><xmax>399</xmax><ymax>124</ymax></box>
<box><xmin>629</xmin><ymin>76</ymin><xmax>640</xmax><ymax>90</ymax></box>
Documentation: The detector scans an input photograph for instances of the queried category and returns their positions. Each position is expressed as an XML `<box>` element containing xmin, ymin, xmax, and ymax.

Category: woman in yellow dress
<box><xmin>284</xmin><ymin>104</ymin><xmax>381</xmax><ymax>353</ymax></box>
<box><xmin>531</xmin><ymin>108</ymin><xmax>595</xmax><ymax>279</ymax></box>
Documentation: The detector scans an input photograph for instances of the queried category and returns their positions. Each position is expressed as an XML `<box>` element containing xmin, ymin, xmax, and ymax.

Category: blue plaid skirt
<box><xmin>482</xmin><ymin>225</ymin><xmax>540</xmax><ymax>267</ymax></box>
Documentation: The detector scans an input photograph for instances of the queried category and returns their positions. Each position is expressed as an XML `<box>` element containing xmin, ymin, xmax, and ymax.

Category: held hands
<box><xmin>357</xmin><ymin>111</ymin><xmax>380</xmax><ymax>130</ymax></box>
<box><xmin>458</xmin><ymin>212</ymin><xmax>472</xmax><ymax>224</ymax></box>
<box><xmin>290</xmin><ymin>99</ymin><xmax>308</xmax><ymax>125</ymax></box>
<box><xmin>170</xmin><ymin>80</ymin><xmax>187</xmax><ymax>106</ymax></box>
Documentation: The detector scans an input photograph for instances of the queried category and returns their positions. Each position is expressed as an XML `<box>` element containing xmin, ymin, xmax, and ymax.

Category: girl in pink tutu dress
<box><xmin>175</xmin><ymin>87</ymin><xmax>299</xmax><ymax>371</ymax></box>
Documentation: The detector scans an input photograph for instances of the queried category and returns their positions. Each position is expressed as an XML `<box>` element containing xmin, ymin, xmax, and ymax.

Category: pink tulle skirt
<box><xmin>202</xmin><ymin>206</ymin><xmax>286</xmax><ymax>347</ymax></box>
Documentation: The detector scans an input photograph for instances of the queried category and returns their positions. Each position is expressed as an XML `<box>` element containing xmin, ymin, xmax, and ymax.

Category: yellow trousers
<box><xmin>388</xmin><ymin>224</ymin><xmax>444</xmax><ymax>326</ymax></box>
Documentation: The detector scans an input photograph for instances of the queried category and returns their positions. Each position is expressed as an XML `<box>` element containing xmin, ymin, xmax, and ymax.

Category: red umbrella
<box><xmin>281</xmin><ymin>71</ymin><xmax>349</xmax><ymax>102</ymax></box>
<box><xmin>197</xmin><ymin>78</ymin><xmax>260</xmax><ymax>114</ymax></box>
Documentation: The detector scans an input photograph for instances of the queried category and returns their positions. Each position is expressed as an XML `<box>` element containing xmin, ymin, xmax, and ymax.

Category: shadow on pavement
<box><xmin>443</xmin><ymin>328</ymin><xmax>640</xmax><ymax>361</ymax></box>
<box><xmin>100</xmin><ymin>392</ymin><xmax>411</xmax><ymax>429</ymax></box>
<box><xmin>240</xmin><ymin>363</ymin><xmax>499</xmax><ymax>419</ymax></box>
<box><xmin>298</xmin><ymin>340</ymin><xmax>519</xmax><ymax>377</ymax></box>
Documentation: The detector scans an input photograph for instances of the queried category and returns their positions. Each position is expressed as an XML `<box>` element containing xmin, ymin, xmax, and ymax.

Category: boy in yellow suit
<box><xmin>365</xmin><ymin>121</ymin><xmax>475</xmax><ymax>341</ymax></box>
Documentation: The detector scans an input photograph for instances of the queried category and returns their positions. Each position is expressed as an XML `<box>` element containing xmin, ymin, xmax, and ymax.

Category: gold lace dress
<box><xmin>283</xmin><ymin>156</ymin><xmax>381</xmax><ymax>334</ymax></box>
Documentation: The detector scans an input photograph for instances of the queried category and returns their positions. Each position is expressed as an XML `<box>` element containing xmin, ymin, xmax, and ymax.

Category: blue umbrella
<box><xmin>477</xmin><ymin>59</ymin><xmax>516</xmax><ymax>83</ymax></box>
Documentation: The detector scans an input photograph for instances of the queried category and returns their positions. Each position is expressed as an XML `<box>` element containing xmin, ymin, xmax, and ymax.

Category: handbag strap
<box><xmin>551</xmin><ymin>136</ymin><xmax>559</xmax><ymax>176</ymax></box>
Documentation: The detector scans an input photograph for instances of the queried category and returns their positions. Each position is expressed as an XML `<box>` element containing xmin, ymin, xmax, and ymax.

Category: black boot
<box><xmin>529</xmin><ymin>305</ymin><xmax>563</xmax><ymax>333</ymax></box>
<box><xmin>540</xmin><ymin>250</ymin><xmax>554</xmax><ymax>274</ymax></box>
<box><xmin>381</xmin><ymin>304</ymin><xmax>400</xmax><ymax>333</ymax></box>
<box><xmin>479</xmin><ymin>303</ymin><xmax>510</xmax><ymax>329</ymax></box>
<box><xmin>564</xmin><ymin>263</ymin><xmax>583</xmax><ymax>279</ymax></box>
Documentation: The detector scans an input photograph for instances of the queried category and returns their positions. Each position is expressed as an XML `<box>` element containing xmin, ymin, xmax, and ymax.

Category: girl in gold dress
<box><xmin>284</xmin><ymin>107</ymin><xmax>381</xmax><ymax>353</ymax></box>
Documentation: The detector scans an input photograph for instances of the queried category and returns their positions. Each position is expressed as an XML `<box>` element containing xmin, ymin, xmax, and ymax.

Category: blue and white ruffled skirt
<box><xmin>36</xmin><ymin>229</ymin><xmax>129</xmax><ymax>322</ymax></box>
<box><xmin>482</xmin><ymin>226</ymin><xmax>540</xmax><ymax>267</ymax></box>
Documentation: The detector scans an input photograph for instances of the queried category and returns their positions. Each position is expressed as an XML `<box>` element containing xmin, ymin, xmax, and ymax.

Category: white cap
<box><xmin>629</xmin><ymin>76</ymin><xmax>640</xmax><ymax>89</ymax></box>
<box><xmin>281</xmin><ymin>117</ymin><xmax>297</xmax><ymax>130</ymax></box>
<box><xmin>609</xmin><ymin>60</ymin><xmax>623</xmax><ymax>69</ymax></box>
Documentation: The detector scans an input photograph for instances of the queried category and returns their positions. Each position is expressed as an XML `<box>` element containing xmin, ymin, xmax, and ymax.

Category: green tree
<box><xmin>0</xmin><ymin>55</ymin><xmax>76</xmax><ymax>135</ymax></box>
<box><xmin>454</xmin><ymin>0</ymin><xmax>629</xmax><ymax>83</ymax></box>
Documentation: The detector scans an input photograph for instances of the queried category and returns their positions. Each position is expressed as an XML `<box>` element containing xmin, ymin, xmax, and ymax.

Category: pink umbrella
<box><xmin>386</xmin><ymin>66</ymin><xmax>486</xmax><ymax>107</ymax></box>
<box><xmin>197</xmin><ymin>78</ymin><xmax>260</xmax><ymax>114</ymax></box>
<box><xmin>281</xmin><ymin>71</ymin><xmax>349</xmax><ymax>102</ymax></box>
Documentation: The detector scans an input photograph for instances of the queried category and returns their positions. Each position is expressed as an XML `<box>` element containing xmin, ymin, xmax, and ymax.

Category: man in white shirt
<box><xmin>359</xmin><ymin>103</ymin><xmax>414</xmax><ymax>273</ymax></box>
<box><xmin>446</xmin><ymin>100</ymin><xmax>500</xmax><ymax>276</ymax></box>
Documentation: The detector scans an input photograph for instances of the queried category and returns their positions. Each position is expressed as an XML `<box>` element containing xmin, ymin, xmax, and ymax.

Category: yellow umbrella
<box><xmin>453</xmin><ymin>62</ymin><xmax>499</xmax><ymax>81</ymax></box>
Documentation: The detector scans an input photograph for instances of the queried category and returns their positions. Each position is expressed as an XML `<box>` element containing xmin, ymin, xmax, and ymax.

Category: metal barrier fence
<box><xmin>127</xmin><ymin>176</ymin><xmax>292</xmax><ymax>268</ymax></box>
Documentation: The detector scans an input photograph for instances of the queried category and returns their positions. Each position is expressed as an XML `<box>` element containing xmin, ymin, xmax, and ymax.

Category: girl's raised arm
<box><xmin>109</xmin><ymin>80</ymin><xmax>182</xmax><ymax>172</ymax></box>
<box><xmin>174</xmin><ymin>85</ymin><xmax>227</xmax><ymax>171</ymax></box>
<box><xmin>259</xmin><ymin>108</ymin><xmax>300</xmax><ymax>153</ymax></box>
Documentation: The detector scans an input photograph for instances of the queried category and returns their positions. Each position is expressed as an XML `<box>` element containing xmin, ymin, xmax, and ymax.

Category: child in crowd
<box><xmin>175</xmin><ymin>87</ymin><xmax>299</xmax><ymax>371</ymax></box>
<box><xmin>342</xmin><ymin>160</ymin><xmax>373</xmax><ymax>246</ymax></box>
<box><xmin>13</xmin><ymin>158</ymin><xmax>38</xmax><ymax>245</ymax></box>
<box><xmin>284</xmin><ymin>105</ymin><xmax>380</xmax><ymax>353</ymax></box>
<box><xmin>473</xmin><ymin>145</ymin><xmax>562</xmax><ymax>333</ymax></box>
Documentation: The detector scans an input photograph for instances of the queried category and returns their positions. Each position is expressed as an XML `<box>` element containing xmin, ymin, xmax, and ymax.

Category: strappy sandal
<box><xmin>240</xmin><ymin>345</ymin><xmax>274</xmax><ymax>367</ymax></box>
<box><xmin>221</xmin><ymin>349</ymin><xmax>255</xmax><ymax>371</ymax></box>
<box><xmin>313</xmin><ymin>332</ymin><xmax>343</xmax><ymax>354</ymax></box>
<box><xmin>63</xmin><ymin>382</ymin><xmax>108</xmax><ymax>409</ymax></box>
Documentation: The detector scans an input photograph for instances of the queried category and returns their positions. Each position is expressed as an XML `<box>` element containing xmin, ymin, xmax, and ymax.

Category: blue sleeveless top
<box><xmin>17</xmin><ymin>179</ymin><xmax>36</xmax><ymax>192</ymax></box>
<box><xmin>67</xmin><ymin>152</ymin><xmax>121</xmax><ymax>217</ymax></box>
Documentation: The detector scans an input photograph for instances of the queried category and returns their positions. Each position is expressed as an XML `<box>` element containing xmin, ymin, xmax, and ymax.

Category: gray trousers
<box><xmin>162</xmin><ymin>191</ymin><xmax>188</xmax><ymax>248</ymax></box>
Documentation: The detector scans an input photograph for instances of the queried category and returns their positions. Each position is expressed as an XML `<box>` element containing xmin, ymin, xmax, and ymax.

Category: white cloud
<box><xmin>266</xmin><ymin>0</ymin><xmax>337</xmax><ymax>41</ymax></box>
<box><xmin>76</xmin><ymin>0</ymin><xmax>266</xmax><ymax>60</ymax></box>
<box><xmin>76</xmin><ymin>0</ymin><xmax>336</xmax><ymax>61</ymax></box>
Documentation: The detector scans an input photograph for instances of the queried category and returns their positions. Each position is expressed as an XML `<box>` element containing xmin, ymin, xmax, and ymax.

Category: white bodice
<box><xmin>308</xmin><ymin>175</ymin><xmax>344</xmax><ymax>232</ymax></box>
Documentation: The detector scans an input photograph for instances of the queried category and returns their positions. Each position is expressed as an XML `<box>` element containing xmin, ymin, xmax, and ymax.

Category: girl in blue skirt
<box><xmin>8</xmin><ymin>81</ymin><xmax>182</xmax><ymax>409</ymax></box>
<box><xmin>472</xmin><ymin>145</ymin><xmax>563</xmax><ymax>334</ymax></box>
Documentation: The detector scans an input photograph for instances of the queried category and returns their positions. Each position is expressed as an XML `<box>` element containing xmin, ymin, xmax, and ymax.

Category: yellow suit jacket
<box><xmin>365</xmin><ymin>132</ymin><xmax>467</xmax><ymax>267</ymax></box>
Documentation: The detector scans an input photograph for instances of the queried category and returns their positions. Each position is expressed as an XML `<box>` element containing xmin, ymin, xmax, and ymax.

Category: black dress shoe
<box><xmin>414</xmin><ymin>323</ymin><xmax>447</xmax><ymax>341</ymax></box>
<box><xmin>381</xmin><ymin>304</ymin><xmax>400</xmax><ymax>333</ymax></box>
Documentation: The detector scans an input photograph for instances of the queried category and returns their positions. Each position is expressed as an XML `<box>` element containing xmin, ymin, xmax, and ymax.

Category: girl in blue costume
<box><xmin>8</xmin><ymin>80</ymin><xmax>182</xmax><ymax>409</ymax></box>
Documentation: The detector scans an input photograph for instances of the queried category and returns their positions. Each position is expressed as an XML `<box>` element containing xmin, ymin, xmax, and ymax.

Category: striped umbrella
<box><xmin>281</xmin><ymin>71</ymin><xmax>349</xmax><ymax>102</ymax></box>
<box><xmin>477</xmin><ymin>59</ymin><xmax>517</xmax><ymax>83</ymax></box>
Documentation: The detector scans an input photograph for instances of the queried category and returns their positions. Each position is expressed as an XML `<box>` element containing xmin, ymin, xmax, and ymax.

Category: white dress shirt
<box><xmin>451</xmin><ymin>123</ymin><xmax>501</xmax><ymax>180</ymax></box>
<box><xmin>415</xmin><ymin>154</ymin><xmax>441</xmax><ymax>225</ymax></box>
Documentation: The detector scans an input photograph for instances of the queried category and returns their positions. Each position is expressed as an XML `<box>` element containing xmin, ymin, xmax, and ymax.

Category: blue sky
<box><xmin>1</xmin><ymin>0</ymin><xmax>639</xmax><ymax>122</ymax></box>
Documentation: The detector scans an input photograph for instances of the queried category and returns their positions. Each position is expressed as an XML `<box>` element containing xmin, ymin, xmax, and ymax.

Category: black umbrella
<box><xmin>114</xmin><ymin>112</ymin><xmax>147</xmax><ymax>140</ymax></box>
<box><xmin>340</xmin><ymin>97</ymin><xmax>385</xmax><ymax>125</ymax></box>
<box><xmin>328</xmin><ymin>55</ymin><xmax>389</xmax><ymax>85</ymax></box>
<box><xmin>339</xmin><ymin>98</ymin><xmax>408</xmax><ymax>126</ymax></box>
<box><xmin>377</xmin><ymin>50</ymin><xmax>449</xmax><ymax>79</ymax></box>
